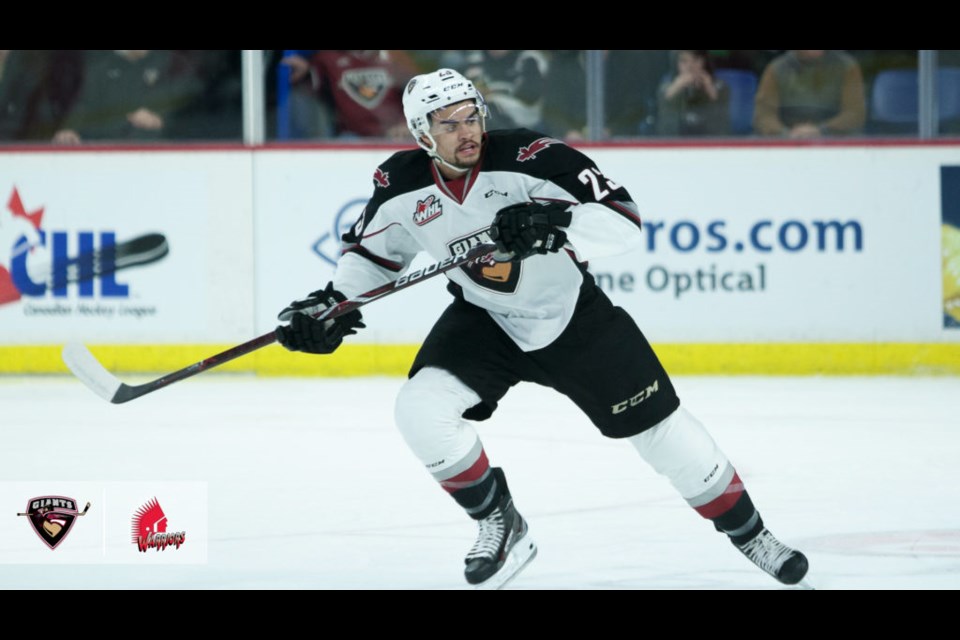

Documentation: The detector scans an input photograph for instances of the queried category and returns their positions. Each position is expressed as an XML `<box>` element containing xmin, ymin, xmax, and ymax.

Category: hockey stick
<box><xmin>63</xmin><ymin>242</ymin><xmax>500</xmax><ymax>404</ymax></box>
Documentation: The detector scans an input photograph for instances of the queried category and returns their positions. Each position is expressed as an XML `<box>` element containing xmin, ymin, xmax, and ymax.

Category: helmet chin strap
<box><xmin>432</xmin><ymin>153</ymin><xmax>471</xmax><ymax>175</ymax></box>
<box><xmin>418</xmin><ymin>133</ymin><xmax>473</xmax><ymax>176</ymax></box>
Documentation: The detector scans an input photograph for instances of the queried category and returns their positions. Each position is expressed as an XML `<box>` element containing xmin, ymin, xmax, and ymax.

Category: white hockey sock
<box><xmin>628</xmin><ymin>405</ymin><xmax>761</xmax><ymax>537</ymax></box>
<box><xmin>628</xmin><ymin>405</ymin><xmax>729</xmax><ymax>500</ymax></box>
<box><xmin>395</xmin><ymin>367</ymin><xmax>502</xmax><ymax>518</ymax></box>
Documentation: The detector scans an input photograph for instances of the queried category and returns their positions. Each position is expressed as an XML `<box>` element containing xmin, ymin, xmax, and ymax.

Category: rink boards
<box><xmin>2</xmin><ymin>143</ymin><xmax>959</xmax><ymax>375</ymax></box>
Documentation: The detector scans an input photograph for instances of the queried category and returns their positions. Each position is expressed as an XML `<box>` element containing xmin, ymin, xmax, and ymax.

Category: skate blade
<box><xmin>474</xmin><ymin>533</ymin><xmax>538</xmax><ymax>590</ymax></box>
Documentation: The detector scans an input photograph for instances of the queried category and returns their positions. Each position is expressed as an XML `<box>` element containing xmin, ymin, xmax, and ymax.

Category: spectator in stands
<box><xmin>542</xmin><ymin>50</ymin><xmax>672</xmax><ymax>141</ymax></box>
<box><xmin>607</xmin><ymin>50</ymin><xmax>671</xmax><ymax>137</ymax></box>
<box><xmin>463</xmin><ymin>50</ymin><xmax>548</xmax><ymax>130</ymax></box>
<box><xmin>53</xmin><ymin>50</ymin><xmax>202</xmax><ymax>144</ymax></box>
<box><xmin>165</xmin><ymin>50</ymin><xmax>242</xmax><ymax>141</ymax></box>
<box><xmin>753</xmin><ymin>50</ymin><xmax>866</xmax><ymax>138</ymax></box>
<box><xmin>656</xmin><ymin>50</ymin><xmax>730</xmax><ymax>136</ymax></box>
<box><xmin>0</xmin><ymin>50</ymin><xmax>83</xmax><ymax>142</ymax></box>
<box><xmin>278</xmin><ymin>50</ymin><xmax>335</xmax><ymax>139</ymax></box>
<box><xmin>540</xmin><ymin>50</ymin><xmax>587</xmax><ymax>141</ymax></box>
<box><xmin>283</xmin><ymin>50</ymin><xmax>414</xmax><ymax>140</ymax></box>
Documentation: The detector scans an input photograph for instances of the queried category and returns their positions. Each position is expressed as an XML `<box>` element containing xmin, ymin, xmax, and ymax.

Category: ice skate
<box><xmin>464</xmin><ymin>494</ymin><xmax>537</xmax><ymax>589</ymax></box>
<box><xmin>734</xmin><ymin>527</ymin><xmax>809</xmax><ymax>586</ymax></box>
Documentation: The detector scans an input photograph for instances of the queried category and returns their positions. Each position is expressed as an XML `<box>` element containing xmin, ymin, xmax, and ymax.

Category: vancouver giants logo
<box><xmin>448</xmin><ymin>231</ymin><xmax>520</xmax><ymax>294</ymax></box>
<box><xmin>132</xmin><ymin>497</ymin><xmax>186</xmax><ymax>552</ymax></box>
<box><xmin>413</xmin><ymin>195</ymin><xmax>443</xmax><ymax>226</ymax></box>
<box><xmin>0</xmin><ymin>186</ymin><xmax>168</xmax><ymax>307</ymax></box>
<box><xmin>341</xmin><ymin>68</ymin><xmax>392</xmax><ymax>109</ymax></box>
<box><xmin>17</xmin><ymin>496</ymin><xmax>91</xmax><ymax>550</ymax></box>
<box><xmin>517</xmin><ymin>137</ymin><xmax>563</xmax><ymax>162</ymax></box>
<box><xmin>373</xmin><ymin>168</ymin><xmax>390</xmax><ymax>188</ymax></box>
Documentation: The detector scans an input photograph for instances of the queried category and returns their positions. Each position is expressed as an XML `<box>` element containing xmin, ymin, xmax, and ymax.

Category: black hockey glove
<box><xmin>275</xmin><ymin>282</ymin><xmax>365</xmax><ymax>354</ymax></box>
<box><xmin>489</xmin><ymin>201</ymin><xmax>573</xmax><ymax>261</ymax></box>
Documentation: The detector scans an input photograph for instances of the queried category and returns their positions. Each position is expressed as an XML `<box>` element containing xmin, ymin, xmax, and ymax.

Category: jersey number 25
<box><xmin>578</xmin><ymin>167</ymin><xmax>622</xmax><ymax>201</ymax></box>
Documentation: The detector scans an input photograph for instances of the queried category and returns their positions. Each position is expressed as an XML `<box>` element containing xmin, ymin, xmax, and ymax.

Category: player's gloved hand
<box><xmin>489</xmin><ymin>201</ymin><xmax>573</xmax><ymax>261</ymax></box>
<box><xmin>275</xmin><ymin>282</ymin><xmax>365</xmax><ymax>354</ymax></box>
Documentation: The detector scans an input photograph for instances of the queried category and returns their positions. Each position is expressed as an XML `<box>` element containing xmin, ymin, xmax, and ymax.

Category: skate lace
<box><xmin>465</xmin><ymin>508</ymin><xmax>505</xmax><ymax>561</ymax></box>
<box><xmin>740</xmin><ymin>530</ymin><xmax>795</xmax><ymax>576</ymax></box>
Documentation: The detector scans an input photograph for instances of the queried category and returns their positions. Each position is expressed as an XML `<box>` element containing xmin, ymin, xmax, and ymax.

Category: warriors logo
<box><xmin>132</xmin><ymin>497</ymin><xmax>186</xmax><ymax>552</ymax></box>
<box><xmin>18</xmin><ymin>496</ymin><xmax>91</xmax><ymax>550</ymax></box>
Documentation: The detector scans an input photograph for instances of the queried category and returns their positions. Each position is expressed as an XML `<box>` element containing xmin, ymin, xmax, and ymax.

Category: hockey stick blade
<box><xmin>63</xmin><ymin>243</ymin><xmax>500</xmax><ymax>404</ymax></box>
<box><xmin>62</xmin><ymin>342</ymin><xmax>123</xmax><ymax>402</ymax></box>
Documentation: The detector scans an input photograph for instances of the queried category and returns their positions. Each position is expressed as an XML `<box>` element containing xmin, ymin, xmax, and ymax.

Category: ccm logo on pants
<box><xmin>611</xmin><ymin>380</ymin><xmax>659</xmax><ymax>414</ymax></box>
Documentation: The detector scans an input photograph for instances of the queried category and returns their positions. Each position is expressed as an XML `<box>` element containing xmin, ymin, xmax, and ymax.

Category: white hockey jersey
<box><xmin>335</xmin><ymin>129</ymin><xmax>644</xmax><ymax>351</ymax></box>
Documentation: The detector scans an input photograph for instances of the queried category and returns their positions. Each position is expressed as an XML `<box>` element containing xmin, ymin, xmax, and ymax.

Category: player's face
<box><xmin>428</xmin><ymin>100</ymin><xmax>484</xmax><ymax>171</ymax></box>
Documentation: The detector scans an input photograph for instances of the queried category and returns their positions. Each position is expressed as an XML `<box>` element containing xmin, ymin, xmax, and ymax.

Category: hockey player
<box><xmin>275</xmin><ymin>68</ymin><xmax>809</xmax><ymax>589</ymax></box>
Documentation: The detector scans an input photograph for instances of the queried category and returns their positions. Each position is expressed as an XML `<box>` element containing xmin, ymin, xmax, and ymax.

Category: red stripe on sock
<box><xmin>694</xmin><ymin>472</ymin><xmax>745</xmax><ymax>519</ymax></box>
<box><xmin>439</xmin><ymin>449</ymin><xmax>490</xmax><ymax>494</ymax></box>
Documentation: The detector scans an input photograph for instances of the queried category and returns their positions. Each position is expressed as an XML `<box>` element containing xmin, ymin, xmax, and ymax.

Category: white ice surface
<box><xmin>1</xmin><ymin>373</ymin><xmax>958</xmax><ymax>589</ymax></box>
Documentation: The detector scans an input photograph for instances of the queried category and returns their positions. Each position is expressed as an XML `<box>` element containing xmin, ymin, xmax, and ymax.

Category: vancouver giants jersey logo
<box><xmin>517</xmin><ymin>137</ymin><xmax>563</xmax><ymax>162</ymax></box>
<box><xmin>341</xmin><ymin>68</ymin><xmax>392</xmax><ymax>109</ymax></box>
<box><xmin>413</xmin><ymin>195</ymin><xmax>443</xmax><ymax>226</ymax></box>
<box><xmin>448</xmin><ymin>231</ymin><xmax>520</xmax><ymax>294</ymax></box>
<box><xmin>373</xmin><ymin>168</ymin><xmax>390</xmax><ymax>188</ymax></box>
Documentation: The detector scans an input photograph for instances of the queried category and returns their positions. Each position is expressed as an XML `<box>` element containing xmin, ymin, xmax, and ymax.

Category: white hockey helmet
<box><xmin>402</xmin><ymin>68</ymin><xmax>487</xmax><ymax>155</ymax></box>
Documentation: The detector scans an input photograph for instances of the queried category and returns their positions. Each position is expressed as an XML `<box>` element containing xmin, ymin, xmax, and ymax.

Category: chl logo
<box><xmin>611</xmin><ymin>380</ymin><xmax>660</xmax><ymax>414</ymax></box>
<box><xmin>132</xmin><ymin>497</ymin><xmax>186</xmax><ymax>552</ymax></box>
<box><xmin>413</xmin><ymin>195</ymin><xmax>443</xmax><ymax>226</ymax></box>
<box><xmin>18</xmin><ymin>496</ymin><xmax>91</xmax><ymax>550</ymax></box>
<box><xmin>0</xmin><ymin>187</ymin><xmax>168</xmax><ymax>306</ymax></box>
